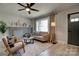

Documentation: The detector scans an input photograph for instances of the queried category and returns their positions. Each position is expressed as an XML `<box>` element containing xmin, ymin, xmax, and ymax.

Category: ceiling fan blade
<box><xmin>30</xmin><ymin>8</ymin><xmax>39</xmax><ymax>12</ymax></box>
<box><xmin>26</xmin><ymin>3</ymin><xmax>30</xmax><ymax>7</ymax></box>
<box><xmin>28</xmin><ymin>11</ymin><xmax>31</xmax><ymax>14</ymax></box>
<box><xmin>17</xmin><ymin>3</ymin><xmax>26</xmax><ymax>7</ymax></box>
<box><xmin>30</xmin><ymin>3</ymin><xmax>35</xmax><ymax>7</ymax></box>
<box><xmin>18</xmin><ymin>9</ymin><xmax>25</xmax><ymax>11</ymax></box>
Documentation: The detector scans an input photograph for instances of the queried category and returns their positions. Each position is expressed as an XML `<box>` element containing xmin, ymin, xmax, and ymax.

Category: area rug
<box><xmin>20</xmin><ymin>41</ymin><xmax>53</xmax><ymax>56</ymax></box>
<box><xmin>0</xmin><ymin>41</ymin><xmax>53</xmax><ymax>56</ymax></box>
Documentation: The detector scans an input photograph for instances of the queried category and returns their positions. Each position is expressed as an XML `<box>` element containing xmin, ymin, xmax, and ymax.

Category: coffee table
<box><xmin>23</xmin><ymin>37</ymin><xmax>34</xmax><ymax>44</ymax></box>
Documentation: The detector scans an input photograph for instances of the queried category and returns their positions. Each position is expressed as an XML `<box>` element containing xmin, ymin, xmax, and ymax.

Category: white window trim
<box><xmin>36</xmin><ymin>17</ymin><xmax>49</xmax><ymax>32</ymax></box>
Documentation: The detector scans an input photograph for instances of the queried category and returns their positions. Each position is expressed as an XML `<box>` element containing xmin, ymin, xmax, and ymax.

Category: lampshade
<box><xmin>51</xmin><ymin>22</ymin><xmax>55</xmax><ymax>26</ymax></box>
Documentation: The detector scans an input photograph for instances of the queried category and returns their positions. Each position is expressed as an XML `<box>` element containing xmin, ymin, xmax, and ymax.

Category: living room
<box><xmin>0</xmin><ymin>3</ymin><xmax>79</xmax><ymax>56</ymax></box>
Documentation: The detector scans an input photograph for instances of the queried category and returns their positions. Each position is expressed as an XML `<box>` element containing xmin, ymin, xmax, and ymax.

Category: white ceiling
<box><xmin>0</xmin><ymin>3</ymin><xmax>78</xmax><ymax>19</ymax></box>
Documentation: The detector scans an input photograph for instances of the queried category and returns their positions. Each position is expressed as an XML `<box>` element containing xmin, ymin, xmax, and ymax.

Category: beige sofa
<box><xmin>34</xmin><ymin>32</ymin><xmax>49</xmax><ymax>42</ymax></box>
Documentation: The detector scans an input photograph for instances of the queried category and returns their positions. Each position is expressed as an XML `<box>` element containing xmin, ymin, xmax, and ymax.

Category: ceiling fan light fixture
<box><xmin>26</xmin><ymin>8</ymin><xmax>30</xmax><ymax>11</ymax></box>
<box><xmin>18</xmin><ymin>3</ymin><xmax>39</xmax><ymax>14</ymax></box>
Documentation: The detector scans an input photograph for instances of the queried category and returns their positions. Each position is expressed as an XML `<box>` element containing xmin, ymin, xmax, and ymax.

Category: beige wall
<box><xmin>55</xmin><ymin>5</ymin><xmax>79</xmax><ymax>44</ymax></box>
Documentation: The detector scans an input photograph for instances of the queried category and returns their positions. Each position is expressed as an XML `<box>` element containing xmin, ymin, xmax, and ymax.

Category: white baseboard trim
<box><xmin>57</xmin><ymin>40</ymin><xmax>67</xmax><ymax>45</ymax></box>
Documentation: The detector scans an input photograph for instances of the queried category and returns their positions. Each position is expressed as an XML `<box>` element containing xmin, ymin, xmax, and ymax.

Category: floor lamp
<box><xmin>51</xmin><ymin>22</ymin><xmax>57</xmax><ymax>44</ymax></box>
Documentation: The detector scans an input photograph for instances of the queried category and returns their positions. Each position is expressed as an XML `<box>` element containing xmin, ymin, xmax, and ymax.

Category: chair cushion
<box><xmin>11</xmin><ymin>42</ymin><xmax>23</xmax><ymax>53</ymax></box>
<box><xmin>7</xmin><ymin>36</ymin><xmax>15</xmax><ymax>45</ymax></box>
<box><xmin>14</xmin><ymin>42</ymin><xmax>22</xmax><ymax>47</ymax></box>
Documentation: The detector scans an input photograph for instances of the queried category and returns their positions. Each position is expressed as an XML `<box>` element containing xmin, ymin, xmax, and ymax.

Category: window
<box><xmin>70</xmin><ymin>18</ymin><xmax>79</xmax><ymax>22</ymax></box>
<box><xmin>36</xmin><ymin>17</ymin><xmax>49</xmax><ymax>32</ymax></box>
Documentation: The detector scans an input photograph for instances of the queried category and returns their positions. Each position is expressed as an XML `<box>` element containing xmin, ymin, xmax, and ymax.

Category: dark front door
<box><xmin>68</xmin><ymin>12</ymin><xmax>79</xmax><ymax>46</ymax></box>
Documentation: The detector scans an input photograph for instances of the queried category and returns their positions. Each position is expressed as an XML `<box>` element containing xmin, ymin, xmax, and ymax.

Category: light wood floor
<box><xmin>39</xmin><ymin>43</ymin><xmax>79</xmax><ymax>56</ymax></box>
<box><xmin>0</xmin><ymin>41</ymin><xmax>79</xmax><ymax>56</ymax></box>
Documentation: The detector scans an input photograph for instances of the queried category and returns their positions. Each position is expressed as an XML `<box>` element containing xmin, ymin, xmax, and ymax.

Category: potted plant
<box><xmin>0</xmin><ymin>21</ymin><xmax>8</xmax><ymax>38</ymax></box>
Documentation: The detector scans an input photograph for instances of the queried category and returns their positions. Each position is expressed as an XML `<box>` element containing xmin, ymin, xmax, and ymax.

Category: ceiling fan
<box><xmin>17</xmin><ymin>3</ymin><xmax>39</xmax><ymax>14</ymax></box>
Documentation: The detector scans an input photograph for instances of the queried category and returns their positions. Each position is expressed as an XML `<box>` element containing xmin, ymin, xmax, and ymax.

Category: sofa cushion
<box><xmin>34</xmin><ymin>32</ymin><xmax>40</xmax><ymax>36</ymax></box>
<box><xmin>34</xmin><ymin>36</ymin><xmax>43</xmax><ymax>39</ymax></box>
<box><xmin>39</xmin><ymin>32</ymin><xmax>48</xmax><ymax>36</ymax></box>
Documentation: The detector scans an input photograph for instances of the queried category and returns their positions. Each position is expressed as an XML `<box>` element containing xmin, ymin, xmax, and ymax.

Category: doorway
<box><xmin>68</xmin><ymin>12</ymin><xmax>79</xmax><ymax>46</ymax></box>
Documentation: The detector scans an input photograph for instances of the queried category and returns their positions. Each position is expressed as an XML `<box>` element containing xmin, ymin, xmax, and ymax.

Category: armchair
<box><xmin>2</xmin><ymin>37</ymin><xmax>25</xmax><ymax>56</ymax></box>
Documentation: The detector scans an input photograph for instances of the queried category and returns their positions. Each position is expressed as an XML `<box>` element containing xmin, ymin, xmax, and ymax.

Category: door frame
<box><xmin>68</xmin><ymin>11</ymin><xmax>79</xmax><ymax>44</ymax></box>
